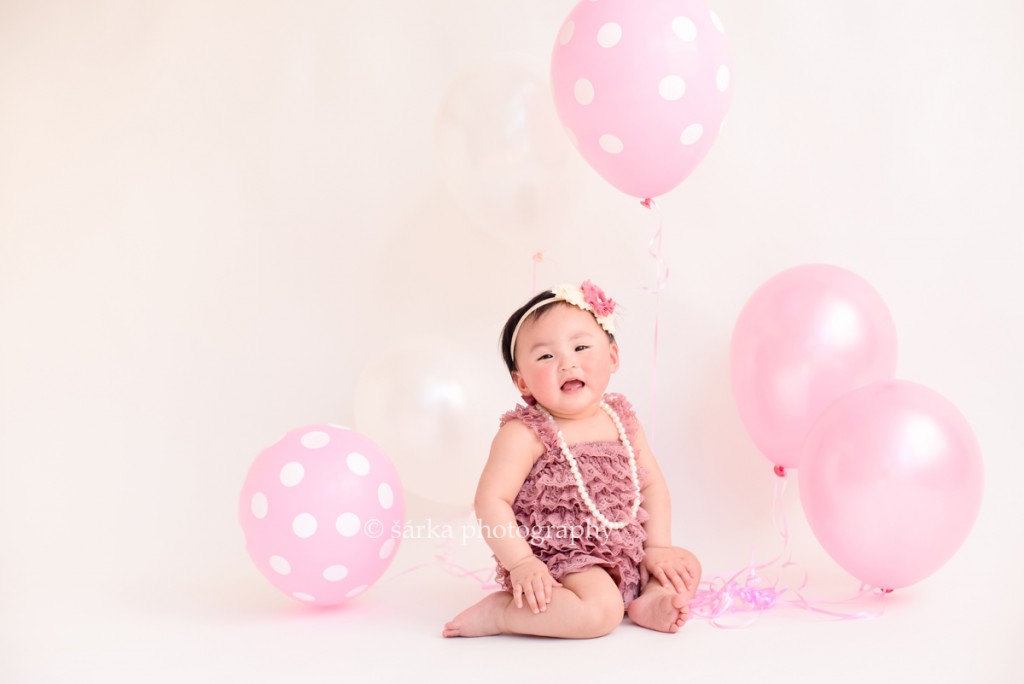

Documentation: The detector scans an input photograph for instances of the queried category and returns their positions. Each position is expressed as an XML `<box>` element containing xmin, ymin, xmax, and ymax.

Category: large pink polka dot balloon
<box><xmin>239</xmin><ymin>425</ymin><xmax>404</xmax><ymax>606</ymax></box>
<box><xmin>551</xmin><ymin>0</ymin><xmax>733</xmax><ymax>199</ymax></box>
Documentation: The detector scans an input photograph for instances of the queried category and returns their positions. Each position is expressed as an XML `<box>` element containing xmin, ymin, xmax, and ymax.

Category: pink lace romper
<box><xmin>493</xmin><ymin>393</ymin><xmax>649</xmax><ymax>607</ymax></box>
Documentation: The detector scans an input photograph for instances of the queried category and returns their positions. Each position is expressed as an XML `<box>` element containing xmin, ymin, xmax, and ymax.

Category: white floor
<box><xmin>3</xmin><ymin>492</ymin><xmax>1020</xmax><ymax>684</ymax></box>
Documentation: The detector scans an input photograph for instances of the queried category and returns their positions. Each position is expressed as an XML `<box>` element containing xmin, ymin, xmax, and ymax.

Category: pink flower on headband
<box><xmin>581</xmin><ymin>280</ymin><xmax>616</xmax><ymax>317</ymax></box>
<box><xmin>547</xmin><ymin>281</ymin><xmax>617</xmax><ymax>336</ymax></box>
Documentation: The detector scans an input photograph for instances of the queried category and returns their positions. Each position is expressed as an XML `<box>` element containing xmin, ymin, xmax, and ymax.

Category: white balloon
<box><xmin>353</xmin><ymin>336</ymin><xmax>501</xmax><ymax>505</ymax></box>
<box><xmin>435</xmin><ymin>59</ymin><xmax>575</xmax><ymax>254</ymax></box>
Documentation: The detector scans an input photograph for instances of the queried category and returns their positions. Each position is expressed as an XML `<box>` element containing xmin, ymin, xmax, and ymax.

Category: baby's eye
<box><xmin>574</xmin><ymin>345</ymin><xmax>589</xmax><ymax>352</ymax></box>
<box><xmin>537</xmin><ymin>353</ymin><xmax>553</xmax><ymax>361</ymax></box>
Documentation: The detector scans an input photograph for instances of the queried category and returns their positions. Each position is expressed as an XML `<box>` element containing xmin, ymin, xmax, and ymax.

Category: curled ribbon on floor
<box><xmin>688</xmin><ymin>473</ymin><xmax>886</xmax><ymax>627</ymax></box>
<box><xmin>435</xmin><ymin>548</ymin><xmax>501</xmax><ymax>591</ymax></box>
<box><xmin>433</xmin><ymin>509</ymin><xmax>502</xmax><ymax>590</ymax></box>
<box><xmin>378</xmin><ymin>508</ymin><xmax>501</xmax><ymax>591</ymax></box>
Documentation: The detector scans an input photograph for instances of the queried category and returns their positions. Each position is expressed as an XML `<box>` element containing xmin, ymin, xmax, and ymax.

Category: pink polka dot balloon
<box><xmin>238</xmin><ymin>425</ymin><xmax>404</xmax><ymax>606</ymax></box>
<box><xmin>551</xmin><ymin>0</ymin><xmax>733</xmax><ymax>199</ymax></box>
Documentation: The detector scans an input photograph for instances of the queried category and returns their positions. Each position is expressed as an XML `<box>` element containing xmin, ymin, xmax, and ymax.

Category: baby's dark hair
<box><xmin>501</xmin><ymin>290</ymin><xmax>557</xmax><ymax>373</ymax></box>
<box><xmin>499</xmin><ymin>290</ymin><xmax>616</xmax><ymax>373</ymax></box>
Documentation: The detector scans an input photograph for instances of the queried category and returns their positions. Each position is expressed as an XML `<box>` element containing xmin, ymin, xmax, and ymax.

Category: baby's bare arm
<box><xmin>632</xmin><ymin>423</ymin><xmax>673</xmax><ymax>546</ymax></box>
<box><xmin>474</xmin><ymin>420</ymin><xmax>561</xmax><ymax>613</ymax></box>
<box><xmin>632</xmin><ymin>423</ymin><xmax>699</xmax><ymax>593</ymax></box>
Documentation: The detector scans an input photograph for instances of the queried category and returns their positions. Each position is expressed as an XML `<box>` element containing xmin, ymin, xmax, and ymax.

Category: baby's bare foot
<box><xmin>627</xmin><ymin>588</ymin><xmax>689</xmax><ymax>633</ymax></box>
<box><xmin>442</xmin><ymin>592</ymin><xmax>511</xmax><ymax>638</ymax></box>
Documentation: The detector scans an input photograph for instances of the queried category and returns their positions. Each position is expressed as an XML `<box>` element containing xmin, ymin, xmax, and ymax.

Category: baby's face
<box><xmin>511</xmin><ymin>303</ymin><xmax>619</xmax><ymax>420</ymax></box>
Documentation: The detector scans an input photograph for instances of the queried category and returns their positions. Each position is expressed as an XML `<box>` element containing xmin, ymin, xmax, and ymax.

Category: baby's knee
<box><xmin>583</xmin><ymin>594</ymin><xmax>624</xmax><ymax>637</ymax></box>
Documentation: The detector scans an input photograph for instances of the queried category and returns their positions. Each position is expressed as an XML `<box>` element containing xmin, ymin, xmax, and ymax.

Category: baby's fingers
<box><xmin>665</xmin><ymin>567</ymin><xmax>687</xmax><ymax>594</ymax></box>
<box><xmin>653</xmin><ymin>566</ymin><xmax>671</xmax><ymax>589</ymax></box>
<box><xmin>523</xmin><ymin>580</ymin><xmax>542</xmax><ymax>614</ymax></box>
<box><xmin>512</xmin><ymin>583</ymin><xmax>525</xmax><ymax>609</ymax></box>
<box><xmin>543</xmin><ymin>576</ymin><xmax>562</xmax><ymax>604</ymax></box>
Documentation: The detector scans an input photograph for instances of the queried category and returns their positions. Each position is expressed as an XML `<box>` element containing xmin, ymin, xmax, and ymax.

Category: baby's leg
<box><xmin>442</xmin><ymin>566</ymin><xmax>624</xmax><ymax>639</ymax></box>
<box><xmin>627</xmin><ymin>554</ymin><xmax>702</xmax><ymax>633</ymax></box>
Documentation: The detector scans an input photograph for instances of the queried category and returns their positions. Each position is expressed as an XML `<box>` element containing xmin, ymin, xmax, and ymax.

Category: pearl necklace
<box><xmin>535</xmin><ymin>399</ymin><xmax>641</xmax><ymax>530</ymax></box>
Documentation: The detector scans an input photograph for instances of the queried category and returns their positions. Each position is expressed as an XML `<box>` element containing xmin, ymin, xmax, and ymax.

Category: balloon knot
<box><xmin>773</xmin><ymin>465</ymin><xmax>787</xmax><ymax>478</ymax></box>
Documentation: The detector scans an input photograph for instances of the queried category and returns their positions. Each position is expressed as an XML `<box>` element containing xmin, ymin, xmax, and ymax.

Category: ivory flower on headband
<box><xmin>551</xmin><ymin>280</ymin><xmax>617</xmax><ymax>335</ymax></box>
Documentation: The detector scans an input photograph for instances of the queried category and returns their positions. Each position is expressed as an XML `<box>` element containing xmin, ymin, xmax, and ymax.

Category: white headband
<box><xmin>508</xmin><ymin>281</ymin><xmax>617</xmax><ymax>365</ymax></box>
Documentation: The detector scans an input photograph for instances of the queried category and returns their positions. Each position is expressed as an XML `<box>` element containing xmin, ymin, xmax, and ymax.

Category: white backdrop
<box><xmin>2</xmin><ymin>1</ymin><xmax>1022</xmax><ymax>682</ymax></box>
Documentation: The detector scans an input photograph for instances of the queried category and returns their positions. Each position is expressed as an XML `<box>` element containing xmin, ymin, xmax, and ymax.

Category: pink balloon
<box><xmin>238</xmin><ymin>425</ymin><xmax>405</xmax><ymax>606</ymax></box>
<box><xmin>730</xmin><ymin>264</ymin><xmax>898</xmax><ymax>469</ymax></box>
<box><xmin>550</xmin><ymin>0</ymin><xmax>733</xmax><ymax>198</ymax></box>
<box><xmin>799</xmin><ymin>381</ymin><xmax>984</xmax><ymax>589</ymax></box>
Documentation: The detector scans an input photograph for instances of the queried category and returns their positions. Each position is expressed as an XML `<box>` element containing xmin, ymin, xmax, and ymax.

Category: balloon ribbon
<box><xmin>640</xmin><ymin>197</ymin><xmax>668</xmax><ymax>439</ymax></box>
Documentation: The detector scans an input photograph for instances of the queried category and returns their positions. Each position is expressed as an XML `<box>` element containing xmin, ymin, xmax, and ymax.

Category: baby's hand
<box><xmin>643</xmin><ymin>546</ymin><xmax>699</xmax><ymax>594</ymax></box>
<box><xmin>507</xmin><ymin>555</ymin><xmax>562</xmax><ymax>614</ymax></box>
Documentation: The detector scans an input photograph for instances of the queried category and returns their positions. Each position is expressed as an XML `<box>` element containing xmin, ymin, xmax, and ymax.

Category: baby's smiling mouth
<box><xmin>561</xmin><ymin>379</ymin><xmax>585</xmax><ymax>392</ymax></box>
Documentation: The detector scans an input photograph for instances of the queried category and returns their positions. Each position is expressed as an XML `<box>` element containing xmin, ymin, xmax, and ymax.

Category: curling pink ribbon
<box><xmin>379</xmin><ymin>508</ymin><xmax>501</xmax><ymax>591</ymax></box>
<box><xmin>640</xmin><ymin>198</ymin><xmax>669</xmax><ymax>294</ymax></box>
<box><xmin>433</xmin><ymin>509</ymin><xmax>501</xmax><ymax>590</ymax></box>
<box><xmin>688</xmin><ymin>473</ymin><xmax>885</xmax><ymax>627</ymax></box>
<box><xmin>435</xmin><ymin>548</ymin><xmax>501</xmax><ymax>591</ymax></box>
<box><xmin>640</xmin><ymin>198</ymin><xmax>669</xmax><ymax>438</ymax></box>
